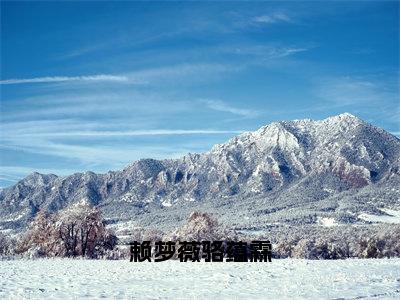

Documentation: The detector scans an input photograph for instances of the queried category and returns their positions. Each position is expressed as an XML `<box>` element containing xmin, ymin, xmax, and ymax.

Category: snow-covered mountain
<box><xmin>1</xmin><ymin>113</ymin><xmax>399</xmax><ymax>231</ymax></box>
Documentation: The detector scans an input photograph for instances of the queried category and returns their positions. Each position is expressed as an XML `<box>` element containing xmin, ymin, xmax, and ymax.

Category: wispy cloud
<box><xmin>221</xmin><ymin>45</ymin><xmax>308</xmax><ymax>59</ymax></box>
<box><xmin>127</xmin><ymin>63</ymin><xmax>240</xmax><ymax>85</ymax></box>
<box><xmin>0</xmin><ymin>74</ymin><xmax>130</xmax><ymax>85</ymax></box>
<box><xmin>0</xmin><ymin>90</ymin><xmax>197</xmax><ymax>123</ymax></box>
<box><xmin>0</xmin><ymin>135</ymin><xmax>230</xmax><ymax>173</ymax></box>
<box><xmin>277</xmin><ymin>48</ymin><xmax>308</xmax><ymax>57</ymax></box>
<box><xmin>0</xmin><ymin>166</ymin><xmax>77</xmax><ymax>182</ymax></box>
<box><xmin>313</xmin><ymin>76</ymin><xmax>398</xmax><ymax>107</ymax></box>
<box><xmin>252</xmin><ymin>13</ymin><xmax>292</xmax><ymax>24</ymax></box>
<box><xmin>1</xmin><ymin>117</ymin><xmax>244</xmax><ymax>172</ymax></box>
<box><xmin>311</xmin><ymin>75</ymin><xmax>400</xmax><ymax>130</ymax></box>
<box><xmin>199</xmin><ymin>99</ymin><xmax>260</xmax><ymax>118</ymax></box>
<box><xmin>6</xmin><ymin>129</ymin><xmax>243</xmax><ymax>138</ymax></box>
<box><xmin>1</xmin><ymin>140</ymin><xmax>178</xmax><ymax>166</ymax></box>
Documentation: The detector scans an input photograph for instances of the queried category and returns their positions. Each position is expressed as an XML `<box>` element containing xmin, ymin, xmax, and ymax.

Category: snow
<box><xmin>1</xmin><ymin>212</ymin><xmax>25</xmax><ymax>222</ymax></box>
<box><xmin>120</xmin><ymin>192</ymin><xmax>135</xmax><ymax>203</ymax></box>
<box><xmin>317</xmin><ymin>217</ymin><xmax>338</xmax><ymax>227</ymax></box>
<box><xmin>0</xmin><ymin>228</ymin><xmax>13</xmax><ymax>235</ymax></box>
<box><xmin>0</xmin><ymin>258</ymin><xmax>399</xmax><ymax>299</ymax></box>
<box><xmin>106</xmin><ymin>220</ymin><xmax>141</xmax><ymax>235</ymax></box>
<box><xmin>322</xmin><ymin>188</ymin><xmax>334</xmax><ymax>194</ymax></box>
<box><xmin>161</xmin><ymin>200</ymin><xmax>172</xmax><ymax>207</ymax></box>
<box><xmin>358</xmin><ymin>208</ymin><xmax>400</xmax><ymax>224</ymax></box>
<box><xmin>381</xmin><ymin>208</ymin><xmax>400</xmax><ymax>219</ymax></box>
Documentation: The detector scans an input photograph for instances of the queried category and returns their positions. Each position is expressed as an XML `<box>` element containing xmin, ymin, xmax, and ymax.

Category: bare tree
<box><xmin>56</xmin><ymin>202</ymin><xmax>113</xmax><ymax>258</ymax></box>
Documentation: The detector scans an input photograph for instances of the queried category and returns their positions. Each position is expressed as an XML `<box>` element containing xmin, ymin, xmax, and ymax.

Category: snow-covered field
<box><xmin>1</xmin><ymin>258</ymin><xmax>399</xmax><ymax>299</ymax></box>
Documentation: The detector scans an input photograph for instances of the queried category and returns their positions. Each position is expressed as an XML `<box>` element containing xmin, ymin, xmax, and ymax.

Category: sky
<box><xmin>0</xmin><ymin>1</ymin><xmax>399</xmax><ymax>187</ymax></box>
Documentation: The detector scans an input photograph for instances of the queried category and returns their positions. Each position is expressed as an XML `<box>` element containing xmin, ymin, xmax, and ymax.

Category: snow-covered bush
<box><xmin>292</xmin><ymin>238</ymin><xmax>316</xmax><ymax>259</ymax></box>
<box><xmin>142</xmin><ymin>229</ymin><xmax>165</xmax><ymax>243</ymax></box>
<box><xmin>314</xmin><ymin>238</ymin><xmax>346</xmax><ymax>259</ymax></box>
<box><xmin>24</xmin><ymin>246</ymin><xmax>47</xmax><ymax>259</ymax></box>
<box><xmin>270</xmin><ymin>224</ymin><xmax>400</xmax><ymax>259</ymax></box>
<box><xmin>0</xmin><ymin>232</ymin><xmax>13</xmax><ymax>255</ymax></box>
<box><xmin>273</xmin><ymin>241</ymin><xmax>294</xmax><ymax>258</ymax></box>
<box><xmin>100</xmin><ymin>246</ymin><xmax>130</xmax><ymax>260</ymax></box>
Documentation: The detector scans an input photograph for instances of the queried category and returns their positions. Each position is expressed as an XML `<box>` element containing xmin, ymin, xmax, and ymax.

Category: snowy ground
<box><xmin>358</xmin><ymin>208</ymin><xmax>400</xmax><ymax>224</ymax></box>
<box><xmin>0</xmin><ymin>258</ymin><xmax>399</xmax><ymax>299</ymax></box>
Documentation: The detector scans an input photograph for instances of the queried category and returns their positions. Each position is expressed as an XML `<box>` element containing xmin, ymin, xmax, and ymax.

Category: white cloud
<box><xmin>277</xmin><ymin>48</ymin><xmax>308</xmax><ymax>57</ymax></box>
<box><xmin>0</xmin><ymin>74</ymin><xmax>130</xmax><ymax>85</ymax></box>
<box><xmin>313</xmin><ymin>76</ymin><xmax>398</xmax><ymax>107</ymax></box>
<box><xmin>11</xmin><ymin>129</ymin><xmax>243</xmax><ymax>138</ymax></box>
<box><xmin>1</xmin><ymin>118</ymin><xmax>243</xmax><ymax>169</ymax></box>
<box><xmin>221</xmin><ymin>45</ymin><xmax>308</xmax><ymax>59</ymax></box>
<box><xmin>311</xmin><ymin>75</ymin><xmax>399</xmax><ymax>129</ymax></box>
<box><xmin>199</xmin><ymin>99</ymin><xmax>259</xmax><ymax>118</ymax></box>
<box><xmin>127</xmin><ymin>63</ymin><xmax>239</xmax><ymax>84</ymax></box>
<box><xmin>0</xmin><ymin>166</ymin><xmax>76</xmax><ymax>181</ymax></box>
<box><xmin>0</xmin><ymin>138</ymin><xmax>208</xmax><ymax>168</ymax></box>
<box><xmin>252</xmin><ymin>13</ymin><xmax>291</xmax><ymax>24</ymax></box>
<box><xmin>0</xmin><ymin>90</ymin><xmax>195</xmax><ymax>122</ymax></box>
<box><xmin>0</xmin><ymin>64</ymin><xmax>235</xmax><ymax>87</ymax></box>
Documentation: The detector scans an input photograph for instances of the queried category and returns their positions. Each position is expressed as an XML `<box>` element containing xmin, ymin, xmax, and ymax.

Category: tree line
<box><xmin>1</xmin><ymin>208</ymin><xmax>399</xmax><ymax>259</ymax></box>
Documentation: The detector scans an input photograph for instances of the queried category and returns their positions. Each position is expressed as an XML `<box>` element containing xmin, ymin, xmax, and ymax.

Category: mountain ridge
<box><xmin>1</xmin><ymin>113</ymin><xmax>399</xmax><ymax>231</ymax></box>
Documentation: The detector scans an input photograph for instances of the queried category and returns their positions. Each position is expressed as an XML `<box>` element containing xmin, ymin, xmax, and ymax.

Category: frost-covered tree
<box><xmin>16</xmin><ymin>203</ymin><xmax>117</xmax><ymax>258</ymax></box>
<box><xmin>16</xmin><ymin>210</ymin><xmax>58</xmax><ymax>256</ymax></box>
<box><xmin>56</xmin><ymin>202</ymin><xmax>116</xmax><ymax>258</ymax></box>
<box><xmin>379</xmin><ymin>227</ymin><xmax>400</xmax><ymax>257</ymax></box>
<box><xmin>169</xmin><ymin>211</ymin><xmax>221</xmax><ymax>242</ymax></box>
<box><xmin>273</xmin><ymin>241</ymin><xmax>292</xmax><ymax>258</ymax></box>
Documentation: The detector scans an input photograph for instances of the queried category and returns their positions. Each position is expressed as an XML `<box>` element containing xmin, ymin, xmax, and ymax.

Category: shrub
<box><xmin>0</xmin><ymin>232</ymin><xmax>13</xmax><ymax>255</ymax></box>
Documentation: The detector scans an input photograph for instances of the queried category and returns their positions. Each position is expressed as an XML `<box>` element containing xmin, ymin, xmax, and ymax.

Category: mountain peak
<box><xmin>325</xmin><ymin>112</ymin><xmax>362</xmax><ymax>123</ymax></box>
<box><xmin>23</xmin><ymin>172</ymin><xmax>58</xmax><ymax>186</ymax></box>
<box><xmin>337</xmin><ymin>112</ymin><xmax>357</xmax><ymax>118</ymax></box>
<box><xmin>1</xmin><ymin>113</ymin><xmax>399</xmax><ymax>232</ymax></box>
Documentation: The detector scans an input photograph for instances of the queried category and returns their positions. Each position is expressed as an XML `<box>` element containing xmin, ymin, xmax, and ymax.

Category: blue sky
<box><xmin>0</xmin><ymin>1</ymin><xmax>399</xmax><ymax>187</ymax></box>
